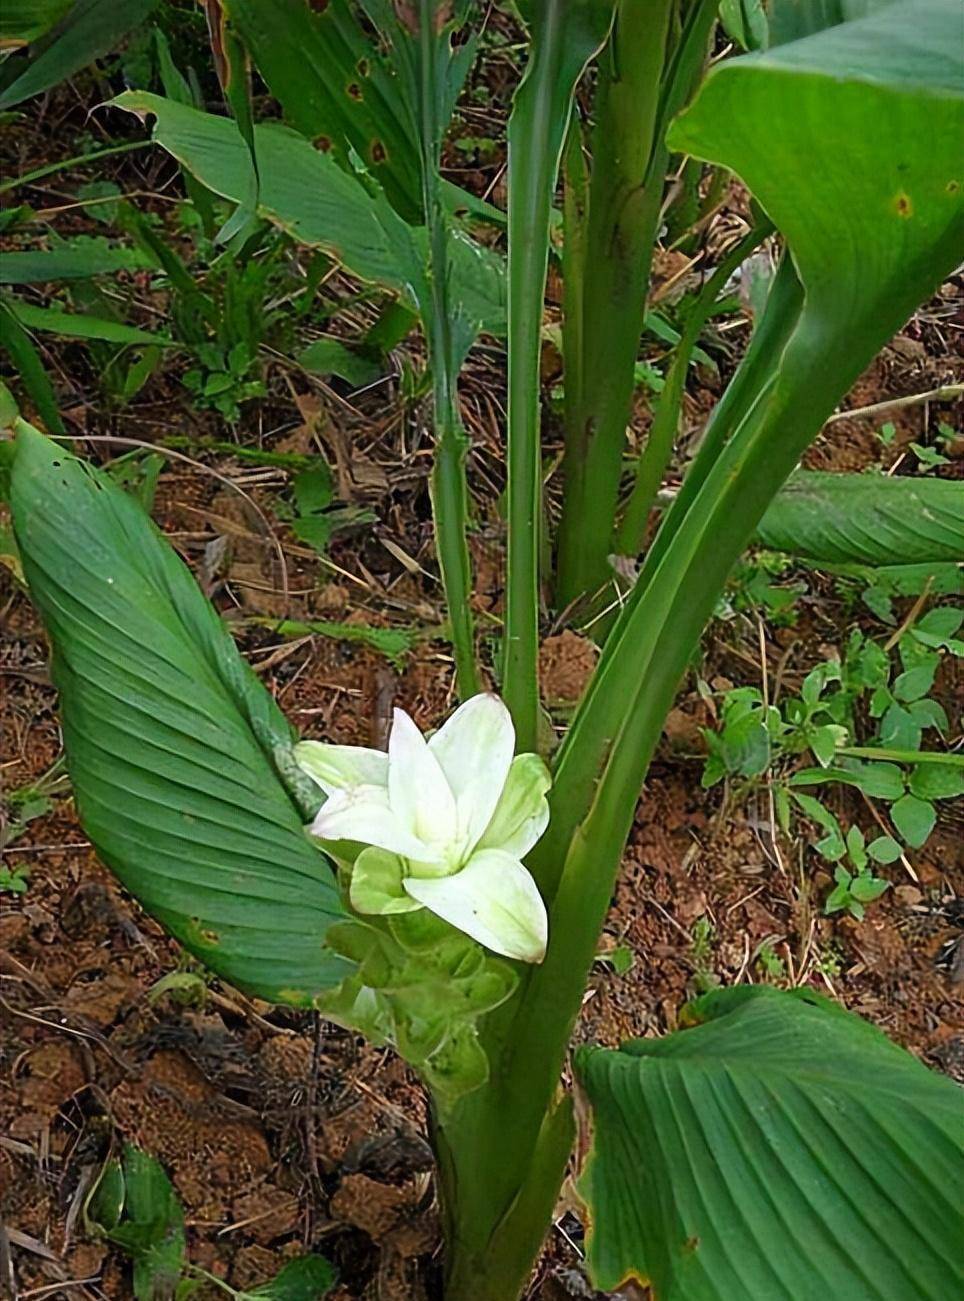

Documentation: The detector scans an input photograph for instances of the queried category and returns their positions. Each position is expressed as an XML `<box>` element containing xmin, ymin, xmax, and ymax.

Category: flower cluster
<box><xmin>295</xmin><ymin>694</ymin><xmax>550</xmax><ymax>962</ymax></box>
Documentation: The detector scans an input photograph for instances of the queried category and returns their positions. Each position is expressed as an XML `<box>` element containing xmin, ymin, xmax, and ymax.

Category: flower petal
<box><xmin>388</xmin><ymin>708</ymin><xmax>458</xmax><ymax>847</ymax></box>
<box><xmin>294</xmin><ymin>739</ymin><xmax>389</xmax><ymax>797</ymax></box>
<box><xmin>403</xmin><ymin>848</ymin><xmax>547</xmax><ymax>963</ymax></box>
<box><xmin>427</xmin><ymin>694</ymin><xmax>515</xmax><ymax>852</ymax></box>
<box><xmin>350</xmin><ymin>847</ymin><xmax>423</xmax><ymax>915</ymax></box>
<box><xmin>477</xmin><ymin>753</ymin><xmax>551</xmax><ymax>858</ymax></box>
<box><xmin>310</xmin><ymin>785</ymin><xmax>437</xmax><ymax>862</ymax></box>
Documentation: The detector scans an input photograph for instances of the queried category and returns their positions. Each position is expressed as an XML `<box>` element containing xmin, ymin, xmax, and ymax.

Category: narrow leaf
<box><xmin>0</xmin><ymin>0</ymin><xmax>161</xmax><ymax>109</ymax></box>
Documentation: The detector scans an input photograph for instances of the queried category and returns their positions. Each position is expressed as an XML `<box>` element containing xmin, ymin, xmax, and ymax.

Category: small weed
<box><xmin>814</xmin><ymin>941</ymin><xmax>845</xmax><ymax>980</ymax></box>
<box><xmin>0</xmin><ymin>864</ymin><xmax>30</xmax><ymax>894</ymax></box>
<box><xmin>272</xmin><ymin>463</ymin><xmax>376</xmax><ymax>560</ymax></box>
<box><xmin>1</xmin><ymin>762</ymin><xmax>70</xmax><ymax>850</ymax></box>
<box><xmin>689</xmin><ymin>916</ymin><xmax>718</xmax><ymax>993</ymax></box>
<box><xmin>702</xmin><ymin>604</ymin><xmax>963</xmax><ymax>921</ymax></box>
<box><xmin>822</xmin><ymin>826</ymin><xmax>891</xmax><ymax>920</ymax></box>
<box><xmin>594</xmin><ymin>937</ymin><xmax>635</xmax><ymax>975</ymax></box>
<box><xmin>719</xmin><ymin>552</ymin><xmax>807</xmax><ymax>627</ymax></box>
<box><xmin>755</xmin><ymin>942</ymin><xmax>786</xmax><ymax>980</ymax></box>
<box><xmin>910</xmin><ymin>441</ymin><xmax>950</xmax><ymax>471</ymax></box>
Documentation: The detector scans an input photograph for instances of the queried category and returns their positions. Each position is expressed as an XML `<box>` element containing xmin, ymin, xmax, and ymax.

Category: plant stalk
<box><xmin>555</xmin><ymin>0</ymin><xmax>675</xmax><ymax>609</ymax></box>
<box><xmin>502</xmin><ymin>0</ymin><xmax>613</xmax><ymax>749</ymax></box>
<box><xmin>415</xmin><ymin>1</ymin><xmax>481</xmax><ymax>698</ymax></box>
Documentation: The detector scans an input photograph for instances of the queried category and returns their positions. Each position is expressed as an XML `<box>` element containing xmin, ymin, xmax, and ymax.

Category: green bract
<box><xmin>296</xmin><ymin>694</ymin><xmax>551</xmax><ymax>964</ymax></box>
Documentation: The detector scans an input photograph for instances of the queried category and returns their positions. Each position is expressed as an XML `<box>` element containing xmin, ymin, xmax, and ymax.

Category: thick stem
<box><xmin>555</xmin><ymin>0</ymin><xmax>674</xmax><ymax>609</ymax></box>
<box><xmin>502</xmin><ymin>0</ymin><xmax>612</xmax><ymax>749</ymax></box>
<box><xmin>437</xmin><ymin>1091</ymin><xmax>574</xmax><ymax>1301</ymax></box>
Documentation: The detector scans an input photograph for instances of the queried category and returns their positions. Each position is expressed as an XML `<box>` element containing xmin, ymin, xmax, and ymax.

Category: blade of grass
<box><xmin>0</xmin><ymin>298</ymin><xmax>65</xmax><ymax>436</ymax></box>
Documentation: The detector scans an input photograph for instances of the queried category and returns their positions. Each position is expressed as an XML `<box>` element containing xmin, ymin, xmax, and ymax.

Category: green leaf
<box><xmin>845</xmin><ymin>821</ymin><xmax>866</xmax><ymax>867</ymax></box>
<box><xmin>0</xmin><ymin>0</ymin><xmax>72</xmax><ymax>47</ymax></box>
<box><xmin>850</xmin><ymin>871</ymin><xmax>890</xmax><ymax>903</ymax></box>
<box><xmin>297</xmin><ymin>338</ymin><xmax>381</xmax><ymax>388</ymax></box>
<box><xmin>880</xmin><ymin>701</ymin><xmax>922</xmax><ymax>750</ymax></box>
<box><xmin>267</xmin><ymin>617</ymin><xmax>416</xmax><ymax>669</ymax></box>
<box><xmin>223</xmin><ymin>0</ymin><xmax>421</xmax><ymax>221</ymax></box>
<box><xmin>7</xmin><ymin>301</ymin><xmax>172</xmax><ymax>346</ymax></box>
<box><xmin>0</xmin><ymin>240</ymin><xmax>156</xmax><ymax>284</ymax></box>
<box><xmin>242</xmin><ymin>1254</ymin><xmax>337</xmax><ymax>1300</ymax></box>
<box><xmin>89</xmin><ymin>1145</ymin><xmax>186</xmax><ymax>1301</ymax></box>
<box><xmin>111</xmin><ymin>92</ymin><xmax>506</xmax><ymax>336</ymax></box>
<box><xmin>809</xmin><ymin>722</ymin><xmax>844</xmax><ymax>767</ymax></box>
<box><xmin>720</xmin><ymin>0</ymin><xmax>769</xmax><ymax>50</ymax></box>
<box><xmin>291</xmin><ymin>466</ymin><xmax>334</xmax><ymax>516</ymax></box>
<box><xmin>0</xmin><ymin>0</ymin><xmax>161</xmax><ymax>110</ymax></box>
<box><xmin>909</xmin><ymin>762</ymin><xmax>964</xmax><ymax>801</ymax></box>
<box><xmin>915</xmin><ymin>606</ymin><xmax>963</xmax><ymax>640</ymax></box>
<box><xmin>0</xmin><ymin>298</ymin><xmax>64</xmax><ymax>436</ymax></box>
<box><xmin>908</xmin><ymin>697</ymin><xmax>949</xmax><ymax>734</ymax></box>
<box><xmin>768</xmin><ymin>0</ymin><xmax>898</xmax><ymax>45</ymax></box>
<box><xmin>868</xmin><ymin>834</ymin><xmax>902</xmax><ymax>863</ymax></box>
<box><xmin>757</xmin><ymin>471</ymin><xmax>964</xmax><ymax>565</ymax></box>
<box><xmin>575</xmin><ymin>985</ymin><xmax>963</xmax><ymax>1298</ymax></box>
<box><xmin>10</xmin><ymin>423</ymin><xmax>352</xmax><ymax>1004</ymax></box>
<box><xmin>890</xmin><ymin>792</ymin><xmax>937</xmax><ymax>846</ymax></box>
<box><xmin>893</xmin><ymin>662</ymin><xmax>937</xmax><ymax>702</ymax></box>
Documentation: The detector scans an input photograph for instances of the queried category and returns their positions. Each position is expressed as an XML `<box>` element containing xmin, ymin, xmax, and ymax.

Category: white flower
<box><xmin>295</xmin><ymin>694</ymin><xmax>550</xmax><ymax>963</ymax></box>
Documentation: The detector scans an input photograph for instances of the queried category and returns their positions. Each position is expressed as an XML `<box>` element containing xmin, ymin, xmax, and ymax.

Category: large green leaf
<box><xmin>0</xmin><ymin>0</ymin><xmax>161</xmax><ymax>109</ymax></box>
<box><xmin>224</xmin><ymin>0</ymin><xmax>421</xmax><ymax>221</ymax></box>
<box><xmin>112</xmin><ymin>91</ymin><xmax>506</xmax><ymax>336</ymax></box>
<box><xmin>575</xmin><ymin>986</ymin><xmax>963</xmax><ymax>1298</ymax></box>
<box><xmin>758</xmin><ymin>470</ymin><xmax>964</xmax><ymax>564</ymax></box>
<box><xmin>10</xmin><ymin>423</ymin><xmax>351</xmax><ymax>1004</ymax></box>
<box><xmin>768</xmin><ymin>0</ymin><xmax>896</xmax><ymax>44</ymax></box>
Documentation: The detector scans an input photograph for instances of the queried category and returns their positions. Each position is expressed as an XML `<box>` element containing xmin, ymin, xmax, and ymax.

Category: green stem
<box><xmin>839</xmin><ymin>746</ymin><xmax>964</xmax><ymax>767</ymax></box>
<box><xmin>503</xmin><ymin>0</ymin><xmax>610</xmax><ymax>749</ymax></box>
<box><xmin>415</xmin><ymin>1</ymin><xmax>481</xmax><ymax>699</ymax></box>
<box><xmin>437</xmin><ymin>337</ymin><xmax>874</xmax><ymax>1301</ymax></box>
<box><xmin>555</xmin><ymin>0</ymin><xmax>676</xmax><ymax>610</ymax></box>
<box><xmin>0</xmin><ymin>140</ymin><xmax>148</xmax><ymax>196</ymax></box>
<box><xmin>615</xmin><ymin>218</ymin><xmax>771</xmax><ymax>555</ymax></box>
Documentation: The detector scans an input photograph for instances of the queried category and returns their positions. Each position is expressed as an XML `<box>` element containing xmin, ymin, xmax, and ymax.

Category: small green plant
<box><xmin>87</xmin><ymin>1143</ymin><xmax>334</xmax><ymax>1300</ymax></box>
<box><xmin>272</xmin><ymin>463</ymin><xmax>375</xmax><ymax>559</ymax></box>
<box><xmin>703</xmin><ymin>605</ymin><xmax>961</xmax><ymax>922</ymax></box>
<box><xmin>689</xmin><ymin>915</ymin><xmax>718</xmax><ymax>993</ymax></box>
<box><xmin>754</xmin><ymin>941</ymin><xmax>786</xmax><ymax>980</ymax></box>
<box><xmin>910</xmin><ymin>440</ymin><xmax>950</xmax><ymax>471</ymax></box>
<box><xmin>704</xmin><ymin>607</ymin><xmax>963</xmax><ymax>865</ymax></box>
<box><xmin>182</xmin><ymin>341</ymin><xmax>266</xmax><ymax>421</ymax></box>
<box><xmin>1</xmin><ymin>762</ymin><xmax>69</xmax><ymax>850</ymax></box>
<box><xmin>0</xmin><ymin>864</ymin><xmax>30</xmax><ymax>894</ymax></box>
<box><xmin>821</xmin><ymin>824</ymin><xmax>892</xmax><ymax>920</ymax></box>
<box><xmin>720</xmin><ymin>551</ymin><xmax>808</xmax><ymax>626</ymax></box>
